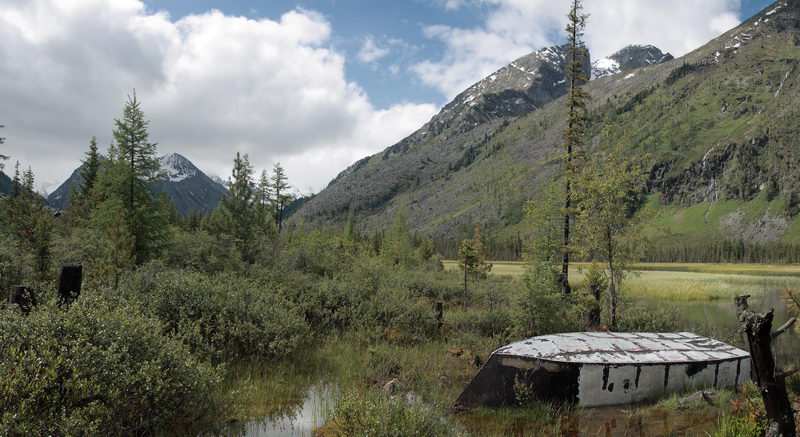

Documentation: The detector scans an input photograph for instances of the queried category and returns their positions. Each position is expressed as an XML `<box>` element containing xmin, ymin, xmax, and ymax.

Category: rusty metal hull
<box><xmin>455</xmin><ymin>332</ymin><xmax>751</xmax><ymax>409</ymax></box>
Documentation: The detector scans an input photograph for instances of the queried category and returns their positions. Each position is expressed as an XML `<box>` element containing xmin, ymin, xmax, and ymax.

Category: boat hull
<box><xmin>456</xmin><ymin>354</ymin><xmax>751</xmax><ymax>409</ymax></box>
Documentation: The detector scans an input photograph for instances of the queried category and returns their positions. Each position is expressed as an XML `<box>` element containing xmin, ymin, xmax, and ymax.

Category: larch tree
<box><xmin>0</xmin><ymin>124</ymin><xmax>7</xmax><ymax>169</ymax></box>
<box><xmin>220</xmin><ymin>152</ymin><xmax>256</xmax><ymax>259</ymax></box>
<box><xmin>92</xmin><ymin>92</ymin><xmax>167</xmax><ymax>264</ymax></box>
<box><xmin>458</xmin><ymin>224</ymin><xmax>492</xmax><ymax>306</ymax></box>
<box><xmin>270</xmin><ymin>162</ymin><xmax>293</xmax><ymax>232</ymax></box>
<box><xmin>79</xmin><ymin>137</ymin><xmax>102</xmax><ymax>201</ymax></box>
<box><xmin>559</xmin><ymin>0</ymin><xmax>591</xmax><ymax>295</ymax></box>
<box><xmin>574</xmin><ymin>141</ymin><xmax>648</xmax><ymax>330</ymax></box>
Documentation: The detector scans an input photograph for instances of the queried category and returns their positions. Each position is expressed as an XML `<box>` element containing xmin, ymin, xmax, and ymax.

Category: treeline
<box><xmin>644</xmin><ymin>240</ymin><xmax>800</xmax><ymax>264</ymax></box>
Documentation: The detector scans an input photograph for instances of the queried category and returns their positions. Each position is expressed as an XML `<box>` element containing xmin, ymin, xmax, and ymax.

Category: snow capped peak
<box><xmin>159</xmin><ymin>153</ymin><xmax>197</xmax><ymax>183</ymax></box>
<box><xmin>591</xmin><ymin>57</ymin><xmax>621</xmax><ymax>79</ymax></box>
<box><xmin>591</xmin><ymin>44</ymin><xmax>674</xmax><ymax>80</ymax></box>
<box><xmin>210</xmin><ymin>175</ymin><xmax>230</xmax><ymax>188</ymax></box>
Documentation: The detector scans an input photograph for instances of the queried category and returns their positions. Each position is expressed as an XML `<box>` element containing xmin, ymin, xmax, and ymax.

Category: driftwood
<box><xmin>735</xmin><ymin>295</ymin><xmax>796</xmax><ymax>437</ymax></box>
<box><xmin>678</xmin><ymin>390</ymin><xmax>719</xmax><ymax>407</ymax></box>
<box><xmin>8</xmin><ymin>285</ymin><xmax>37</xmax><ymax>315</ymax></box>
<box><xmin>57</xmin><ymin>264</ymin><xmax>83</xmax><ymax>306</ymax></box>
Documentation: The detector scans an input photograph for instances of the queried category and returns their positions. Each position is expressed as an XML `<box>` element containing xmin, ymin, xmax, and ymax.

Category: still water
<box><xmin>229</xmin><ymin>290</ymin><xmax>798</xmax><ymax>437</ymax></box>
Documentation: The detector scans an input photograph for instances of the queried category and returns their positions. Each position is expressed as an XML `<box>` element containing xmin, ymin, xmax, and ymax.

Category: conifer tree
<box><xmin>574</xmin><ymin>142</ymin><xmax>648</xmax><ymax>330</ymax></box>
<box><xmin>10</xmin><ymin>161</ymin><xmax>21</xmax><ymax>199</ymax></box>
<box><xmin>270</xmin><ymin>162</ymin><xmax>293</xmax><ymax>232</ymax></box>
<box><xmin>0</xmin><ymin>124</ymin><xmax>7</xmax><ymax>169</ymax></box>
<box><xmin>79</xmin><ymin>137</ymin><xmax>101</xmax><ymax>201</ymax></box>
<box><xmin>92</xmin><ymin>92</ymin><xmax>167</xmax><ymax>264</ymax></box>
<box><xmin>458</xmin><ymin>225</ymin><xmax>492</xmax><ymax>305</ymax></box>
<box><xmin>380</xmin><ymin>208</ymin><xmax>415</xmax><ymax>266</ymax></box>
<box><xmin>559</xmin><ymin>0</ymin><xmax>591</xmax><ymax>295</ymax></box>
<box><xmin>220</xmin><ymin>152</ymin><xmax>257</xmax><ymax>259</ymax></box>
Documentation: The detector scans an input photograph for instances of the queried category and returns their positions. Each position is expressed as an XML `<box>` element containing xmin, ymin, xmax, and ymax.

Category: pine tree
<box><xmin>270</xmin><ymin>162</ymin><xmax>293</xmax><ymax>232</ymax></box>
<box><xmin>91</xmin><ymin>195</ymin><xmax>135</xmax><ymax>289</ymax></box>
<box><xmin>79</xmin><ymin>136</ymin><xmax>101</xmax><ymax>201</ymax></box>
<box><xmin>559</xmin><ymin>0</ymin><xmax>591</xmax><ymax>295</ymax></box>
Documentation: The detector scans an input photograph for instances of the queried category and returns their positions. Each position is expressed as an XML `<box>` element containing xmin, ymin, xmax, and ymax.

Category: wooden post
<box><xmin>8</xmin><ymin>286</ymin><xmax>37</xmax><ymax>315</ymax></box>
<box><xmin>435</xmin><ymin>301</ymin><xmax>444</xmax><ymax>331</ymax></box>
<box><xmin>58</xmin><ymin>264</ymin><xmax>83</xmax><ymax>306</ymax></box>
<box><xmin>735</xmin><ymin>295</ymin><xmax>796</xmax><ymax>437</ymax></box>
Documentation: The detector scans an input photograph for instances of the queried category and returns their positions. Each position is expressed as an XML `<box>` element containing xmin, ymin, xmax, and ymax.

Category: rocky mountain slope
<box><xmin>591</xmin><ymin>45</ymin><xmax>674</xmax><ymax>79</ymax></box>
<box><xmin>47</xmin><ymin>153</ymin><xmax>228</xmax><ymax>214</ymax></box>
<box><xmin>294</xmin><ymin>0</ymin><xmax>800</xmax><ymax>250</ymax></box>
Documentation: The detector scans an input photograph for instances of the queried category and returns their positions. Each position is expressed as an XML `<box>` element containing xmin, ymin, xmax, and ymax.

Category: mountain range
<box><xmin>293</xmin><ymin>0</ymin><xmax>800</xmax><ymax>252</ymax></box>
<box><xmin>45</xmin><ymin>153</ymin><xmax>228</xmax><ymax>215</ymax></box>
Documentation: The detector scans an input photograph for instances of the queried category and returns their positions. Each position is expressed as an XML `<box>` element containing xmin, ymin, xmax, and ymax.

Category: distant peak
<box><xmin>591</xmin><ymin>44</ymin><xmax>674</xmax><ymax>79</ymax></box>
<box><xmin>159</xmin><ymin>152</ymin><xmax>197</xmax><ymax>183</ymax></box>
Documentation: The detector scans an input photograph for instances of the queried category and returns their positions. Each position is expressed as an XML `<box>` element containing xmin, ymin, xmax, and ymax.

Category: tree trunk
<box><xmin>9</xmin><ymin>285</ymin><xmax>37</xmax><ymax>315</ymax></box>
<box><xmin>608</xmin><ymin>239</ymin><xmax>617</xmax><ymax>331</ymax></box>
<box><xmin>735</xmin><ymin>295</ymin><xmax>796</xmax><ymax>437</ymax></box>
<box><xmin>436</xmin><ymin>301</ymin><xmax>444</xmax><ymax>331</ymax></box>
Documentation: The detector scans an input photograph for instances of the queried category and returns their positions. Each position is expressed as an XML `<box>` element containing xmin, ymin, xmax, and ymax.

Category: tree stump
<box><xmin>735</xmin><ymin>295</ymin><xmax>796</xmax><ymax>437</ymax></box>
<box><xmin>8</xmin><ymin>286</ymin><xmax>37</xmax><ymax>315</ymax></box>
<box><xmin>435</xmin><ymin>301</ymin><xmax>444</xmax><ymax>331</ymax></box>
<box><xmin>58</xmin><ymin>264</ymin><xmax>83</xmax><ymax>306</ymax></box>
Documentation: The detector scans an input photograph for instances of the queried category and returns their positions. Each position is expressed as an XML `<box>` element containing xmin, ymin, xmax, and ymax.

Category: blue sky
<box><xmin>144</xmin><ymin>0</ymin><xmax>775</xmax><ymax>108</ymax></box>
<box><xmin>0</xmin><ymin>0</ymin><xmax>780</xmax><ymax>193</ymax></box>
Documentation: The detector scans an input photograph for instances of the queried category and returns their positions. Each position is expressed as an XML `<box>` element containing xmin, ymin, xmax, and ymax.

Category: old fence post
<box><xmin>8</xmin><ymin>286</ymin><xmax>37</xmax><ymax>315</ymax></box>
<box><xmin>435</xmin><ymin>301</ymin><xmax>444</xmax><ymax>331</ymax></box>
<box><xmin>58</xmin><ymin>264</ymin><xmax>83</xmax><ymax>307</ymax></box>
<box><xmin>735</xmin><ymin>295</ymin><xmax>797</xmax><ymax>437</ymax></box>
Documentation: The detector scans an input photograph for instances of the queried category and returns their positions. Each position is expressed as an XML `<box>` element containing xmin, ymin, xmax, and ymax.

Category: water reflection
<box><xmin>232</xmin><ymin>385</ymin><xmax>334</xmax><ymax>437</ymax></box>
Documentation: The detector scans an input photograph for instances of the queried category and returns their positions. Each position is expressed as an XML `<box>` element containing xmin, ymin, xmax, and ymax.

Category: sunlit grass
<box><xmin>443</xmin><ymin>261</ymin><xmax>800</xmax><ymax>301</ymax></box>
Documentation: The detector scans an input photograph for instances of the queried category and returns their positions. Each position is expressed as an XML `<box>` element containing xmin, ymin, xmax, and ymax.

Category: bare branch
<box><xmin>771</xmin><ymin>317</ymin><xmax>797</xmax><ymax>339</ymax></box>
<box><xmin>778</xmin><ymin>367</ymin><xmax>799</xmax><ymax>379</ymax></box>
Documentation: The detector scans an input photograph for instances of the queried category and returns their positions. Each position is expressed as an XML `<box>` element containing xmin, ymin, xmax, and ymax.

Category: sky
<box><xmin>0</xmin><ymin>0</ymin><xmax>775</xmax><ymax>195</ymax></box>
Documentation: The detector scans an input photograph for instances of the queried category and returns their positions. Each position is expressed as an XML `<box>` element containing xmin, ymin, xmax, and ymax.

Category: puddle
<box><xmin>229</xmin><ymin>385</ymin><xmax>335</xmax><ymax>437</ymax></box>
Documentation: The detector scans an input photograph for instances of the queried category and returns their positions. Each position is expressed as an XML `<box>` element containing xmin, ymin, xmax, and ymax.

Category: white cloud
<box><xmin>357</xmin><ymin>36</ymin><xmax>390</xmax><ymax>63</ymax></box>
<box><xmin>415</xmin><ymin>0</ymin><xmax>743</xmax><ymax>100</ymax></box>
<box><xmin>0</xmin><ymin>0</ymin><xmax>437</xmax><ymax>193</ymax></box>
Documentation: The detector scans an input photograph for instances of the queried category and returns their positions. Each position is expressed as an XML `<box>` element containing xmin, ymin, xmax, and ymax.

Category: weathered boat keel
<box><xmin>456</xmin><ymin>332</ymin><xmax>750</xmax><ymax>410</ymax></box>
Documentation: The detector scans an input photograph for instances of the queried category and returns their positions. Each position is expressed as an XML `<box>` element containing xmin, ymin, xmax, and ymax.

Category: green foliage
<box><xmin>513</xmin><ymin>263</ymin><xmax>581</xmax><ymax>337</ymax></box>
<box><xmin>162</xmin><ymin>228</ymin><xmax>243</xmax><ymax>274</ymax></box>
<box><xmin>0</xmin><ymin>296</ymin><xmax>220</xmax><ymax>436</ymax></box>
<box><xmin>116</xmin><ymin>265</ymin><xmax>311</xmax><ymax>361</ymax></box>
<box><xmin>327</xmin><ymin>390</ymin><xmax>460</xmax><ymax>437</ymax></box>
<box><xmin>710</xmin><ymin>414</ymin><xmax>764</xmax><ymax>437</ymax></box>
<box><xmin>380</xmin><ymin>209</ymin><xmax>421</xmax><ymax>267</ymax></box>
<box><xmin>665</xmin><ymin>62</ymin><xmax>701</xmax><ymax>86</ymax></box>
<box><xmin>91</xmin><ymin>92</ymin><xmax>168</xmax><ymax>265</ymax></box>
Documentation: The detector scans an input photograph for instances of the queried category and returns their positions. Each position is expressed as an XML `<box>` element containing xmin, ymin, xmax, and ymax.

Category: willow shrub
<box><xmin>117</xmin><ymin>264</ymin><xmax>311</xmax><ymax>361</ymax></box>
<box><xmin>0</xmin><ymin>297</ymin><xmax>219</xmax><ymax>436</ymax></box>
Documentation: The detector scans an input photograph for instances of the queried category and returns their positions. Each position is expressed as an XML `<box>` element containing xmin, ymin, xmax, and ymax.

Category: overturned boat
<box><xmin>456</xmin><ymin>332</ymin><xmax>750</xmax><ymax>409</ymax></box>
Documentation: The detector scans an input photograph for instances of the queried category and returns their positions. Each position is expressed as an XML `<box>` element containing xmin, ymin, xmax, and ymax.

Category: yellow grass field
<box><xmin>442</xmin><ymin>261</ymin><xmax>800</xmax><ymax>301</ymax></box>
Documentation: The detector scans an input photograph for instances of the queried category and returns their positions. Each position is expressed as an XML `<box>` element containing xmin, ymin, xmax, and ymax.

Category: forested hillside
<box><xmin>295</xmin><ymin>0</ymin><xmax>800</xmax><ymax>261</ymax></box>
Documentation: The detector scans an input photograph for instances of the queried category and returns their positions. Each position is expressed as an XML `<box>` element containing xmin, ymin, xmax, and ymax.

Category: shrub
<box><xmin>512</xmin><ymin>264</ymin><xmax>582</xmax><ymax>337</ymax></box>
<box><xmin>118</xmin><ymin>266</ymin><xmax>311</xmax><ymax>361</ymax></box>
<box><xmin>326</xmin><ymin>390</ymin><xmax>461</xmax><ymax>437</ymax></box>
<box><xmin>0</xmin><ymin>297</ymin><xmax>220</xmax><ymax>436</ymax></box>
<box><xmin>615</xmin><ymin>301</ymin><xmax>679</xmax><ymax>332</ymax></box>
<box><xmin>161</xmin><ymin>229</ymin><xmax>243</xmax><ymax>274</ymax></box>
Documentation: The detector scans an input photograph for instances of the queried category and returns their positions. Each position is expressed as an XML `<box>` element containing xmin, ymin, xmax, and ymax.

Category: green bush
<box><xmin>0</xmin><ymin>297</ymin><xmax>220</xmax><ymax>436</ymax></box>
<box><xmin>327</xmin><ymin>390</ymin><xmax>460</xmax><ymax>437</ymax></box>
<box><xmin>512</xmin><ymin>264</ymin><xmax>582</xmax><ymax>337</ymax></box>
<box><xmin>118</xmin><ymin>265</ymin><xmax>310</xmax><ymax>361</ymax></box>
<box><xmin>161</xmin><ymin>229</ymin><xmax>243</xmax><ymax>274</ymax></box>
<box><xmin>615</xmin><ymin>301</ymin><xmax>679</xmax><ymax>332</ymax></box>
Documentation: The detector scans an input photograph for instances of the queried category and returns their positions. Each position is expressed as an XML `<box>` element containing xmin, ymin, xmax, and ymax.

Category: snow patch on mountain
<box><xmin>591</xmin><ymin>44</ymin><xmax>674</xmax><ymax>79</ymax></box>
<box><xmin>160</xmin><ymin>153</ymin><xmax>197</xmax><ymax>183</ymax></box>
